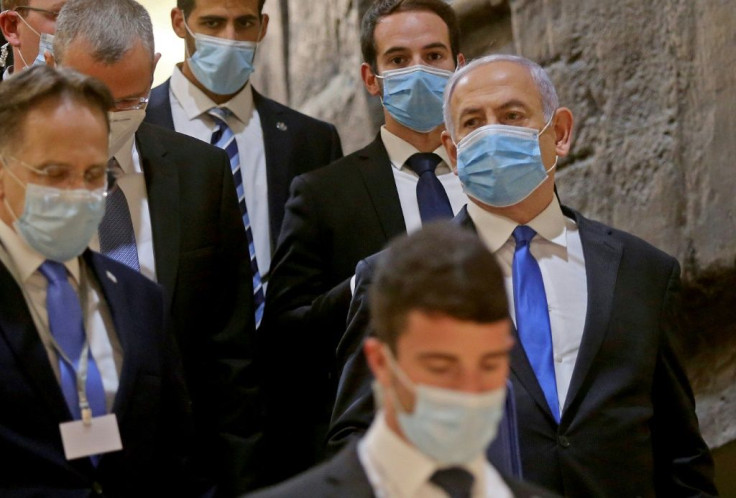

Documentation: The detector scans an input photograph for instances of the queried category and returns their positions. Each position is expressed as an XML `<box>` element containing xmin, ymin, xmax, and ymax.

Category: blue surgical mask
<box><xmin>378</xmin><ymin>65</ymin><xmax>453</xmax><ymax>133</ymax></box>
<box><xmin>383</xmin><ymin>346</ymin><xmax>506</xmax><ymax>465</ymax></box>
<box><xmin>2</xmin><ymin>166</ymin><xmax>106</xmax><ymax>262</ymax></box>
<box><xmin>15</xmin><ymin>14</ymin><xmax>54</xmax><ymax>67</ymax></box>
<box><xmin>184</xmin><ymin>21</ymin><xmax>258</xmax><ymax>95</ymax></box>
<box><xmin>455</xmin><ymin>118</ymin><xmax>556</xmax><ymax>208</ymax></box>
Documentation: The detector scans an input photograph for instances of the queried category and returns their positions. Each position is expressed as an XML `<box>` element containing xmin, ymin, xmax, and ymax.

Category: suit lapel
<box><xmin>85</xmin><ymin>252</ymin><xmax>141</xmax><ymax>419</ymax></box>
<box><xmin>254</xmin><ymin>89</ymin><xmax>292</xmax><ymax>247</ymax></box>
<box><xmin>146</xmin><ymin>79</ymin><xmax>176</xmax><ymax>130</ymax></box>
<box><xmin>356</xmin><ymin>136</ymin><xmax>407</xmax><ymax>240</ymax></box>
<box><xmin>0</xmin><ymin>262</ymin><xmax>71</xmax><ymax>421</ymax></box>
<box><xmin>561</xmin><ymin>208</ymin><xmax>622</xmax><ymax>416</ymax></box>
<box><xmin>135</xmin><ymin>123</ymin><xmax>180</xmax><ymax>313</ymax></box>
<box><xmin>324</xmin><ymin>443</ymin><xmax>375</xmax><ymax>498</ymax></box>
<box><xmin>456</xmin><ymin>208</ymin><xmax>558</xmax><ymax>422</ymax></box>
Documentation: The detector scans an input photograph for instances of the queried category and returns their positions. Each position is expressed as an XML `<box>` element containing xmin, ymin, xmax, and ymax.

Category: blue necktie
<box><xmin>39</xmin><ymin>261</ymin><xmax>106</xmax><ymax>422</ymax></box>
<box><xmin>405</xmin><ymin>153</ymin><xmax>454</xmax><ymax>223</ymax></box>
<box><xmin>99</xmin><ymin>158</ymin><xmax>140</xmax><ymax>271</ymax></box>
<box><xmin>209</xmin><ymin>107</ymin><xmax>265</xmax><ymax>328</ymax></box>
<box><xmin>512</xmin><ymin>226</ymin><xmax>560</xmax><ymax>423</ymax></box>
<box><xmin>430</xmin><ymin>467</ymin><xmax>474</xmax><ymax>498</ymax></box>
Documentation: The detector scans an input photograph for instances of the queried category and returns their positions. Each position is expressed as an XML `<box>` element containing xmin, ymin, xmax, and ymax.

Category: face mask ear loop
<box><xmin>382</xmin><ymin>344</ymin><xmax>418</xmax><ymax>413</ymax></box>
<box><xmin>14</xmin><ymin>11</ymin><xmax>42</xmax><ymax>69</ymax></box>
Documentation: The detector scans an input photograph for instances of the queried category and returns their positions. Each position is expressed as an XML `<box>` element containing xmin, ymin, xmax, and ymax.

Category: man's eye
<box><xmin>389</xmin><ymin>56</ymin><xmax>406</xmax><ymax>65</ymax></box>
<box><xmin>201</xmin><ymin>20</ymin><xmax>220</xmax><ymax>29</ymax></box>
<box><xmin>427</xmin><ymin>52</ymin><xmax>443</xmax><ymax>61</ymax></box>
<box><xmin>41</xmin><ymin>165</ymin><xmax>68</xmax><ymax>179</ymax></box>
<box><xmin>462</xmin><ymin>118</ymin><xmax>480</xmax><ymax>129</ymax></box>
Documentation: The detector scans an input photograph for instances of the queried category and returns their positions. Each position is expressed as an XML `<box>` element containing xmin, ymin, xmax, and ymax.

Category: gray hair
<box><xmin>443</xmin><ymin>54</ymin><xmax>559</xmax><ymax>140</ymax></box>
<box><xmin>54</xmin><ymin>0</ymin><xmax>155</xmax><ymax>65</ymax></box>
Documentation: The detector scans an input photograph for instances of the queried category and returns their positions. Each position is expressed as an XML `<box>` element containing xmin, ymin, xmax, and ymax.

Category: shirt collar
<box><xmin>0</xmin><ymin>219</ymin><xmax>80</xmax><ymax>285</ymax></box>
<box><xmin>380</xmin><ymin>125</ymin><xmax>452</xmax><ymax>175</ymax></box>
<box><xmin>170</xmin><ymin>64</ymin><xmax>255</xmax><ymax>125</ymax></box>
<box><xmin>365</xmin><ymin>412</ymin><xmax>484</xmax><ymax>497</ymax></box>
<box><xmin>468</xmin><ymin>197</ymin><xmax>568</xmax><ymax>253</ymax></box>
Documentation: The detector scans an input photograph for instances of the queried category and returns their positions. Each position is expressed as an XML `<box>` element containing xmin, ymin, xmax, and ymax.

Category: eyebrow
<box><xmin>381</xmin><ymin>42</ymin><xmax>449</xmax><ymax>58</ymax></box>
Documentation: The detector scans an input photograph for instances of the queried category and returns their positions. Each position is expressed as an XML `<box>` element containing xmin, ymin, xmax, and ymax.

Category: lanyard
<box><xmin>48</xmin><ymin>334</ymin><xmax>95</xmax><ymax>425</ymax></box>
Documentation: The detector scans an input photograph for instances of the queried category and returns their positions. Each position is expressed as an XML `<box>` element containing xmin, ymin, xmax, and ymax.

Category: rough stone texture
<box><xmin>253</xmin><ymin>0</ymin><xmax>736</xmax><ymax>449</ymax></box>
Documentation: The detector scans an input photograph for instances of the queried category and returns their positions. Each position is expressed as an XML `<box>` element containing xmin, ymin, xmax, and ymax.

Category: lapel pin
<box><xmin>106</xmin><ymin>271</ymin><xmax>118</xmax><ymax>284</ymax></box>
<box><xmin>276</xmin><ymin>121</ymin><xmax>288</xmax><ymax>131</ymax></box>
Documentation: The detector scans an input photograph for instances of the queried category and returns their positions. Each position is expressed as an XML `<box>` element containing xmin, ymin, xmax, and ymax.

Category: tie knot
<box><xmin>406</xmin><ymin>152</ymin><xmax>442</xmax><ymax>176</ymax></box>
<box><xmin>512</xmin><ymin>225</ymin><xmax>537</xmax><ymax>246</ymax></box>
<box><xmin>208</xmin><ymin>106</ymin><xmax>232</xmax><ymax>123</ymax></box>
<box><xmin>430</xmin><ymin>467</ymin><xmax>474</xmax><ymax>498</ymax></box>
<box><xmin>38</xmin><ymin>260</ymin><xmax>68</xmax><ymax>284</ymax></box>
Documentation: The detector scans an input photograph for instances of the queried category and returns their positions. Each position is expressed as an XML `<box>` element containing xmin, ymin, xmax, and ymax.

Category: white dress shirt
<box><xmin>168</xmin><ymin>66</ymin><xmax>272</xmax><ymax>279</ymax></box>
<box><xmin>358</xmin><ymin>412</ymin><xmax>513</xmax><ymax>498</ymax></box>
<box><xmin>89</xmin><ymin>135</ymin><xmax>157</xmax><ymax>283</ymax></box>
<box><xmin>380</xmin><ymin>126</ymin><xmax>467</xmax><ymax>234</ymax></box>
<box><xmin>0</xmin><ymin>221</ymin><xmax>122</xmax><ymax>412</ymax></box>
<box><xmin>468</xmin><ymin>199</ymin><xmax>588</xmax><ymax>413</ymax></box>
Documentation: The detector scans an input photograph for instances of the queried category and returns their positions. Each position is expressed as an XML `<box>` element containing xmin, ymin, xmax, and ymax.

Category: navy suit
<box><xmin>328</xmin><ymin>206</ymin><xmax>717</xmax><ymax>498</ymax></box>
<box><xmin>0</xmin><ymin>251</ymin><xmax>195</xmax><ymax>497</ymax></box>
<box><xmin>145</xmin><ymin>79</ymin><xmax>344</xmax><ymax>248</ymax></box>
<box><xmin>244</xmin><ymin>442</ymin><xmax>560</xmax><ymax>498</ymax></box>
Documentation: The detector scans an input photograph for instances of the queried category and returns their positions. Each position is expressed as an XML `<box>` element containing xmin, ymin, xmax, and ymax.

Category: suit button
<box><xmin>558</xmin><ymin>435</ymin><xmax>571</xmax><ymax>448</ymax></box>
<box><xmin>92</xmin><ymin>482</ymin><xmax>104</xmax><ymax>495</ymax></box>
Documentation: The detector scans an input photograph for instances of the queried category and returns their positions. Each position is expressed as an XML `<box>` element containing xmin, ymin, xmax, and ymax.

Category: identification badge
<box><xmin>59</xmin><ymin>413</ymin><xmax>123</xmax><ymax>460</ymax></box>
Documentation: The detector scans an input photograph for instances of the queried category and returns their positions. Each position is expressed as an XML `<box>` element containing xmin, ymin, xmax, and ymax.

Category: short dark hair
<box><xmin>360</xmin><ymin>0</ymin><xmax>460</xmax><ymax>72</ymax></box>
<box><xmin>177</xmin><ymin>0</ymin><xmax>266</xmax><ymax>18</ymax></box>
<box><xmin>0</xmin><ymin>66</ymin><xmax>112</xmax><ymax>153</ymax></box>
<box><xmin>370</xmin><ymin>221</ymin><xmax>508</xmax><ymax>351</ymax></box>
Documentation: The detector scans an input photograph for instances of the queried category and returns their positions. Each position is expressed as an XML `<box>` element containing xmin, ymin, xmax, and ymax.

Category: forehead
<box><xmin>373</xmin><ymin>10</ymin><xmax>450</xmax><ymax>54</ymax></box>
<box><xmin>396</xmin><ymin>310</ymin><xmax>511</xmax><ymax>359</ymax></box>
<box><xmin>190</xmin><ymin>0</ymin><xmax>260</xmax><ymax>15</ymax></box>
<box><xmin>450</xmin><ymin>61</ymin><xmax>543</xmax><ymax>116</ymax></box>
<box><xmin>29</xmin><ymin>0</ymin><xmax>65</xmax><ymax>9</ymax></box>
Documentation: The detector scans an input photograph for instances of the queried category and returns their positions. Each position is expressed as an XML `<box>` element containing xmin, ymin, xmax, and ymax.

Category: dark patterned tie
<box><xmin>512</xmin><ymin>225</ymin><xmax>560</xmax><ymax>422</ymax></box>
<box><xmin>405</xmin><ymin>152</ymin><xmax>454</xmax><ymax>222</ymax></box>
<box><xmin>430</xmin><ymin>467</ymin><xmax>475</xmax><ymax>498</ymax></box>
<box><xmin>99</xmin><ymin>158</ymin><xmax>140</xmax><ymax>271</ymax></box>
<box><xmin>208</xmin><ymin>107</ymin><xmax>265</xmax><ymax>328</ymax></box>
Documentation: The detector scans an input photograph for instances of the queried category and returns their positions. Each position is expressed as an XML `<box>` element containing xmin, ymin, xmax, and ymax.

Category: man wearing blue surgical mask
<box><xmin>330</xmin><ymin>54</ymin><xmax>718</xmax><ymax>498</ymax></box>
<box><xmin>0</xmin><ymin>0</ymin><xmax>64</xmax><ymax>79</ymax></box>
<box><xmin>146</xmin><ymin>0</ymin><xmax>343</xmax><ymax>332</ymax></box>
<box><xmin>246</xmin><ymin>223</ymin><xmax>559</xmax><ymax>498</ymax></box>
<box><xmin>261</xmin><ymin>0</ymin><xmax>469</xmax><ymax>484</ymax></box>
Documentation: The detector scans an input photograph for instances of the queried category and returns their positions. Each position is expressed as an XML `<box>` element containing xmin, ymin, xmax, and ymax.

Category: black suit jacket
<box><xmin>0</xmin><ymin>251</ymin><xmax>195</xmax><ymax>497</ymax></box>
<box><xmin>145</xmin><ymin>79</ymin><xmax>344</xmax><ymax>247</ymax></box>
<box><xmin>328</xmin><ymin>206</ymin><xmax>717</xmax><ymax>498</ymax></box>
<box><xmin>244</xmin><ymin>441</ymin><xmax>560</xmax><ymax>498</ymax></box>
<box><xmin>260</xmin><ymin>135</ymin><xmax>406</xmax><ymax>481</ymax></box>
<box><xmin>135</xmin><ymin>122</ymin><xmax>261</xmax><ymax>495</ymax></box>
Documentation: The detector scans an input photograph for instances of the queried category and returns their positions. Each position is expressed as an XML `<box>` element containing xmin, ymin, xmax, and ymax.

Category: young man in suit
<box><xmin>53</xmin><ymin>0</ymin><xmax>263</xmax><ymax>494</ymax></box>
<box><xmin>145</xmin><ymin>0</ymin><xmax>343</xmax><ymax>329</ymax></box>
<box><xmin>0</xmin><ymin>65</ymin><xmax>196</xmax><ymax>496</ymax></box>
<box><xmin>0</xmin><ymin>0</ymin><xmax>64</xmax><ymax>79</ymax></box>
<box><xmin>260</xmin><ymin>0</ymin><xmax>469</xmax><ymax>481</ymax></box>
<box><xmin>328</xmin><ymin>54</ymin><xmax>718</xmax><ymax>497</ymax></box>
<box><xmin>247</xmin><ymin>223</ymin><xmax>558</xmax><ymax>498</ymax></box>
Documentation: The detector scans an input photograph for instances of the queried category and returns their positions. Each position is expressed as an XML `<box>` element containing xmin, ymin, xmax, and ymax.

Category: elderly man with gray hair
<box><xmin>51</xmin><ymin>0</ymin><xmax>264</xmax><ymax>494</ymax></box>
<box><xmin>328</xmin><ymin>53</ymin><xmax>717</xmax><ymax>497</ymax></box>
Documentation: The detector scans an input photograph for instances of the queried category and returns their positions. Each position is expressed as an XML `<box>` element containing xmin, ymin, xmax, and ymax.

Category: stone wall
<box><xmin>252</xmin><ymin>0</ymin><xmax>736</xmax><ymax>449</ymax></box>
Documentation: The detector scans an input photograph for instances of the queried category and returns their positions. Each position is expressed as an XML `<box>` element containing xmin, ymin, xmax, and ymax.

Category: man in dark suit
<box><xmin>260</xmin><ymin>0</ymin><xmax>468</xmax><ymax>481</ymax></box>
<box><xmin>328</xmin><ymin>54</ymin><xmax>718</xmax><ymax>497</ymax></box>
<box><xmin>0</xmin><ymin>65</ymin><xmax>196</xmax><ymax>496</ymax></box>
<box><xmin>145</xmin><ymin>0</ymin><xmax>343</xmax><ymax>329</ymax></box>
<box><xmin>246</xmin><ymin>223</ymin><xmax>558</xmax><ymax>498</ymax></box>
<box><xmin>52</xmin><ymin>0</ymin><xmax>262</xmax><ymax>494</ymax></box>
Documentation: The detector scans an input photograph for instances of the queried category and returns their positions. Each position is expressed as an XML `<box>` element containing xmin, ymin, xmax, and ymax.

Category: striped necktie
<box><xmin>208</xmin><ymin>107</ymin><xmax>265</xmax><ymax>328</ymax></box>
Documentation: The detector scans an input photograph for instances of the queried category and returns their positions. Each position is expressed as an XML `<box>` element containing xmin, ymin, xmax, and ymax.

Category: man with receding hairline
<box><xmin>53</xmin><ymin>0</ymin><xmax>263</xmax><ymax>493</ymax></box>
<box><xmin>0</xmin><ymin>64</ymin><xmax>196</xmax><ymax>497</ymax></box>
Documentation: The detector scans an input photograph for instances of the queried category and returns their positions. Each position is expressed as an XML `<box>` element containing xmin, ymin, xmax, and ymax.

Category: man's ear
<box><xmin>553</xmin><ymin>107</ymin><xmax>574</xmax><ymax>157</ymax></box>
<box><xmin>43</xmin><ymin>51</ymin><xmax>55</xmax><ymax>67</ymax></box>
<box><xmin>364</xmin><ymin>337</ymin><xmax>391</xmax><ymax>387</ymax></box>
<box><xmin>257</xmin><ymin>13</ymin><xmax>269</xmax><ymax>41</ymax></box>
<box><xmin>456</xmin><ymin>52</ymin><xmax>466</xmax><ymax>69</ymax></box>
<box><xmin>361</xmin><ymin>62</ymin><xmax>381</xmax><ymax>97</ymax></box>
<box><xmin>0</xmin><ymin>10</ymin><xmax>22</xmax><ymax>47</ymax></box>
<box><xmin>171</xmin><ymin>7</ymin><xmax>187</xmax><ymax>39</ymax></box>
<box><xmin>441</xmin><ymin>130</ymin><xmax>459</xmax><ymax>174</ymax></box>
